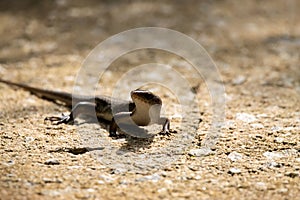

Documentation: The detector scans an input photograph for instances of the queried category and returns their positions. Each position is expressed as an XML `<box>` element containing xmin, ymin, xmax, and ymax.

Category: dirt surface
<box><xmin>0</xmin><ymin>1</ymin><xmax>299</xmax><ymax>199</ymax></box>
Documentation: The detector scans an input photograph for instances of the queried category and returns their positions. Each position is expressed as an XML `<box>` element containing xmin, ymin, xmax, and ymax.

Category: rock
<box><xmin>255</xmin><ymin>182</ymin><xmax>267</xmax><ymax>191</ymax></box>
<box><xmin>96</xmin><ymin>180</ymin><xmax>105</xmax><ymax>185</ymax></box>
<box><xmin>232</xmin><ymin>75</ymin><xmax>246</xmax><ymax>85</ymax></box>
<box><xmin>228</xmin><ymin>151</ymin><xmax>243</xmax><ymax>162</ymax></box>
<box><xmin>42</xmin><ymin>177</ymin><xmax>62</xmax><ymax>183</ymax></box>
<box><xmin>274</xmin><ymin>137</ymin><xmax>284</xmax><ymax>143</ymax></box>
<box><xmin>263</xmin><ymin>151</ymin><xmax>284</xmax><ymax>160</ymax></box>
<box><xmin>250</xmin><ymin>123</ymin><xmax>264</xmax><ymax>129</ymax></box>
<box><xmin>236</xmin><ymin>113</ymin><xmax>257</xmax><ymax>123</ymax></box>
<box><xmin>44</xmin><ymin>159</ymin><xmax>60</xmax><ymax>165</ymax></box>
<box><xmin>25</xmin><ymin>136</ymin><xmax>35</xmax><ymax>143</ymax></box>
<box><xmin>222</xmin><ymin>120</ymin><xmax>236</xmax><ymax>129</ymax></box>
<box><xmin>4</xmin><ymin>160</ymin><xmax>15</xmax><ymax>166</ymax></box>
<box><xmin>271</xmin><ymin>126</ymin><xmax>283</xmax><ymax>132</ymax></box>
<box><xmin>285</xmin><ymin>172</ymin><xmax>299</xmax><ymax>178</ymax></box>
<box><xmin>257</xmin><ymin>114</ymin><xmax>268</xmax><ymax>118</ymax></box>
<box><xmin>228</xmin><ymin>168</ymin><xmax>241</xmax><ymax>175</ymax></box>
<box><xmin>283</xmin><ymin>126</ymin><xmax>296</xmax><ymax>131</ymax></box>
<box><xmin>265</xmin><ymin>161</ymin><xmax>282</xmax><ymax>168</ymax></box>
<box><xmin>98</xmin><ymin>174</ymin><xmax>115</xmax><ymax>183</ymax></box>
<box><xmin>188</xmin><ymin>147</ymin><xmax>214</xmax><ymax>157</ymax></box>
<box><xmin>136</xmin><ymin>174</ymin><xmax>161</xmax><ymax>182</ymax></box>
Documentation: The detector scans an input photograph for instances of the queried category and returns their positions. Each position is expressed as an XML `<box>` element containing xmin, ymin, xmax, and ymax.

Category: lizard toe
<box><xmin>45</xmin><ymin>114</ymin><xmax>73</xmax><ymax>125</ymax></box>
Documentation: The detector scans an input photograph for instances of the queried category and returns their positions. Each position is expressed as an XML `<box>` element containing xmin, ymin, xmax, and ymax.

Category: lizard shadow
<box><xmin>74</xmin><ymin>116</ymin><xmax>111</xmax><ymax>131</ymax></box>
<box><xmin>74</xmin><ymin>116</ymin><xmax>156</xmax><ymax>153</ymax></box>
<box><xmin>115</xmin><ymin>124</ymin><xmax>158</xmax><ymax>153</ymax></box>
<box><xmin>116</xmin><ymin>135</ymin><xmax>155</xmax><ymax>154</ymax></box>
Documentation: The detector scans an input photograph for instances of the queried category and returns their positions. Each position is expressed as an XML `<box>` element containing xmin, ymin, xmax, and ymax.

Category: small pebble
<box><xmin>228</xmin><ymin>151</ymin><xmax>243</xmax><ymax>162</ymax></box>
<box><xmin>278</xmin><ymin>188</ymin><xmax>288</xmax><ymax>193</ymax></box>
<box><xmin>25</xmin><ymin>136</ymin><xmax>35</xmax><ymax>143</ymax></box>
<box><xmin>164</xmin><ymin>179</ymin><xmax>173</xmax><ymax>185</ymax></box>
<box><xmin>250</xmin><ymin>123</ymin><xmax>264</xmax><ymax>129</ymax></box>
<box><xmin>236</xmin><ymin>113</ymin><xmax>257</xmax><ymax>123</ymax></box>
<box><xmin>96</xmin><ymin>180</ymin><xmax>105</xmax><ymax>185</ymax></box>
<box><xmin>232</xmin><ymin>75</ymin><xmax>246</xmax><ymax>85</ymax></box>
<box><xmin>283</xmin><ymin>127</ymin><xmax>295</xmax><ymax>131</ymax></box>
<box><xmin>98</xmin><ymin>174</ymin><xmax>115</xmax><ymax>182</ymax></box>
<box><xmin>44</xmin><ymin>159</ymin><xmax>60</xmax><ymax>165</ymax></box>
<box><xmin>136</xmin><ymin>174</ymin><xmax>161</xmax><ymax>182</ymax></box>
<box><xmin>257</xmin><ymin>114</ymin><xmax>268</xmax><ymax>118</ymax></box>
<box><xmin>4</xmin><ymin>160</ymin><xmax>15</xmax><ymax>166</ymax></box>
<box><xmin>263</xmin><ymin>151</ymin><xmax>284</xmax><ymax>160</ymax></box>
<box><xmin>42</xmin><ymin>177</ymin><xmax>62</xmax><ymax>183</ymax></box>
<box><xmin>270</xmin><ymin>126</ymin><xmax>282</xmax><ymax>132</ymax></box>
<box><xmin>266</xmin><ymin>161</ymin><xmax>282</xmax><ymax>168</ymax></box>
<box><xmin>274</xmin><ymin>137</ymin><xmax>285</xmax><ymax>143</ymax></box>
<box><xmin>189</xmin><ymin>148</ymin><xmax>214</xmax><ymax>157</ymax></box>
<box><xmin>87</xmin><ymin>188</ymin><xmax>95</xmax><ymax>193</ymax></box>
<box><xmin>223</xmin><ymin>120</ymin><xmax>236</xmax><ymax>129</ymax></box>
<box><xmin>228</xmin><ymin>168</ymin><xmax>241</xmax><ymax>175</ymax></box>
<box><xmin>285</xmin><ymin>172</ymin><xmax>299</xmax><ymax>178</ymax></box>
<box><xmin>255</xmin><ymin>182</ymin><xmax>267</xmax><ymax>191</ymax></box>
<box><xmin>119</xmin><ymin>180</ymin><xmax>129</xmax><ymax>185</ymax></box>
<box><xmin>157</xmin><ymin>187</ymin><xmax>168</xmax><ymax>193</ymax></box>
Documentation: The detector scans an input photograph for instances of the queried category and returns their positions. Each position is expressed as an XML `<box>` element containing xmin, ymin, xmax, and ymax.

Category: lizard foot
<box><xmin>109</xmin><ymin>132</ymin><xmax>126</xmax><ymax>139</ymax></box>
<box><xmin>45</xmin><ymin>113</ymin><xmax>74</xmax><ymax>125</ymax></box>
<box><xmin>159</xmin><ymin>129</ymin><xmax>177</xmax><ymax>136</ymax></box>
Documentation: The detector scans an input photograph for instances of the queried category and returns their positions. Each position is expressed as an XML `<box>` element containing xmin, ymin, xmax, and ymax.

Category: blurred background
<box><xmin>0</xmin><ymin>0</ymin><xmax>299</xmax><ymax>86</ymax></box>
<box><xmin>0</xmin><ymin>0</ymin><xmax>298</xmax><ymax>64</ymax></box>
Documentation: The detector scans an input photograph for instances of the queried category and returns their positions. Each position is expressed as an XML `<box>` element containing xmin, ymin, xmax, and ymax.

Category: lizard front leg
<box><xmin>109</xmin><ymin>112</ymin><xmax>132</xmax><ymax>137</ymax></box>
<box><xmin>109</xmin><ymin>117</ymin><xmax>118</xmax><ymax>137</ymax></box>
<box><xmin>46</xmin><ymin>102</ymin><xmax>96</xmax><ymax>125</ymax></box>
<box><xmin>157</xmin><ymin>117</ymin><xmax>171</xmax><ymax>135</ymax></box>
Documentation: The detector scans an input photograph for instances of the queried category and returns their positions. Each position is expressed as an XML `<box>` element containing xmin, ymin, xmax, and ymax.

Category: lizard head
<box><xmin>130</xmin><ymin>89</ymin><xmax>163</xmax><ymax>125</ymax></box>
<box><xmin>130</xmin><ymin>89</ymin><xmax>162</xmax><ymax>105</ymax></box>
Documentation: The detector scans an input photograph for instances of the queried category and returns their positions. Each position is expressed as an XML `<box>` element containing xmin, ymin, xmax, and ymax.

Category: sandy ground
<box><xmin>0</xmin><ymin>1</ymin><xmax>299</xmax><ymax>199</ymax></box>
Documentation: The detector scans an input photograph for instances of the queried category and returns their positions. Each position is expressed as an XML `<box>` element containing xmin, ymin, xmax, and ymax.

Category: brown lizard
<box><xmin>0</xmin><ymin>79</ymin><xmax>170</xmax><ymax>137</ymax></box>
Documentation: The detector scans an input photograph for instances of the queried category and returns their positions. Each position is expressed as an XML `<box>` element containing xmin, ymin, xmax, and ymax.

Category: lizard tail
<box><xmin>0</xmin><ymin>78</ymin><xmax>73</xmax><ymax>107</ymax></box>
